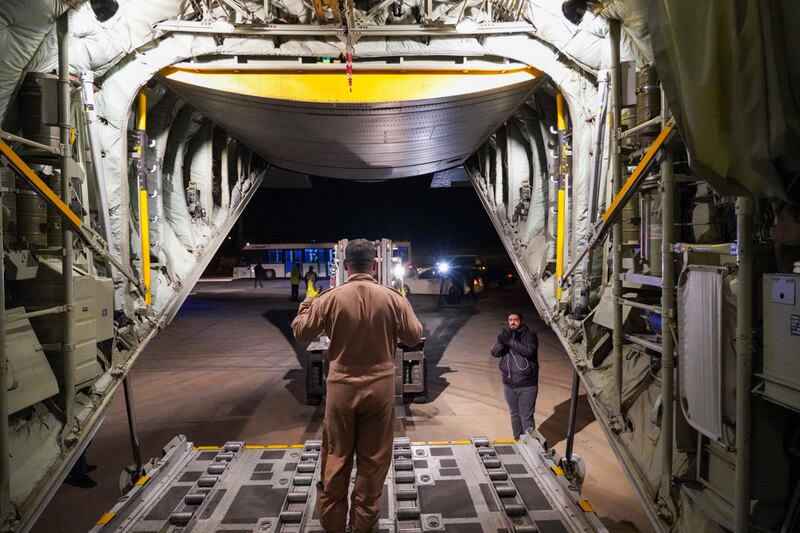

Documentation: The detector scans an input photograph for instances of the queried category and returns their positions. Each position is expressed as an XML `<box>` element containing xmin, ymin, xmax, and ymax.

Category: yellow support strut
<box><xmin>137</xmin><ymin>89</ymin><xmax>152</xmax><ymax>305</ymax></box>
<box><xmin>1</xmin><ymin>138</ymin><xmax>146</xmax><ymax>295</ymax></box>
<box><xmin>137</xmin><ymin>90</ymin><xmax>147</xmax><ymax>131</ymax></box>
<box><xmin>601</xmin><ymin>116</ymin><xmax>676</xmax><ymax>222</ymax></box>
<box><xmin>554</xmin><ymin>91</ymin><xmax>568</xmax><ymax>300</ymax></box>
<box><xmin>0</xmin><ymin>140</ymin><xmax>82</xmax><ymax>228</ymax></box>
<box><xmin>557</xmin><ymin>116</ymin><xmax>678</xmax><ymax>288</ymax></box>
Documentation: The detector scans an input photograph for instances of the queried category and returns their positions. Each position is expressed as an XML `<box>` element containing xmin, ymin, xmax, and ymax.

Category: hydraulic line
<box><xmin>609</xmin><ymin>20</ymin><xmax>624</xmax><ymax>418</ymax></box>
<box><xmin>660</xmin><ymin>109</ymin><xmax>676</xmax><ymax>516</ymax></box>
<box><xmin>575</xmin><ymin>75</ymin><xmax>609</xmax><ymax>314</ymax></box>
<box><xmin>79</xmin><ymin>70</ymin><xmax>111</xmax><ymax>240</ymax></box>
<box><xmin>123</xmin><ymin>377</ymin><xmax>143</xmax><ymax>476</ymax></box>
<box><xmin>0</xmin><ymin>130</ymin><xmax>8</xmax><ymax>526</ymax></box>
<box><xmin>565</xmin><ymin>369</ymin><xmax>580</xmax><ymax>462</ymax></box>
<box><xmin>58</xmin><ymin>13</ymin><xmax>77</xmax><ymax>437</ymax></box>
<box><xmin>734</xmin><ymin>196</ymin><xmax>754</xmax><ymax>533</ymax></box>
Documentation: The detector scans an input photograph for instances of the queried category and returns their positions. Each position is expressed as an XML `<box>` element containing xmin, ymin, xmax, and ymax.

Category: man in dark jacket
<box><xmin>490</xmin><ymin>312</ymin><xmax>539</xmax><ymax>439</ymax></box>
<box><xmin>253</xmin><ymin>262</ymin><xmax>265</xmax><ymax>288</ymax></box>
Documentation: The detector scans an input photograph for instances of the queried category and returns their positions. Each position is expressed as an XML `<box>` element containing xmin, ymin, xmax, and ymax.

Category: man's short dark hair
<box><xmin>346</xmin><ymin>239</ymin><xmax>375</xmax><ymax>270</ymax></box>
<box><xmin>508</xmin><ymin>312</ymin><xmax>523</xmax><ymax>320</ymax></box>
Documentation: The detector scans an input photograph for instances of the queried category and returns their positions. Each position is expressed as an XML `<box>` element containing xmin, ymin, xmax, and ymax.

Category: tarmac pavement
<box><xmin>32</xmin><ymin>279</ymin><xmax>653</xmax><ymax>533</ymax></box>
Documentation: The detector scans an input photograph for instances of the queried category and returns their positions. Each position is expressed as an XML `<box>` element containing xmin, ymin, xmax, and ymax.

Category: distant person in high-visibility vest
<box><xmin>290</xmin><ymin>263</ymin><xmax>302</xmax><ymax>302</ymax></box>
<box><xmin>305</xmin><ymin>265</ymin><xmax>318</xmax><ymax>286</ymax></box>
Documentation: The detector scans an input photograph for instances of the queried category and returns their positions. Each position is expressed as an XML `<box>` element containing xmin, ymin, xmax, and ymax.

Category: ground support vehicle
<box><xmin>303</xmin><ymin>239</ymin><xmax>428</xmax><ymax>405</ymax></box>
<box><xmin>304</xmin><ymin>335</ymin><xmax>428</xmax><ymax>406</ymax></box>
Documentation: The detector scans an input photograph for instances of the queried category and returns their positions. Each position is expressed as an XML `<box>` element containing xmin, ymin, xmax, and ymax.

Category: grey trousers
<box><xmin>503</xmin><ymin>384</ymin><xmax>538</xmax><ymax>439</ymax></box>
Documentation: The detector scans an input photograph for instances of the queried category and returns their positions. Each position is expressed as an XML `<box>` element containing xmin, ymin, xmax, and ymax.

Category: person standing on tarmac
<box><xmin>305</xmin><ymin>265</ymin><xmax>319</xmax><ymax>298</ymax></box>
<box><xmin>290</xmin><ymin>263</ymin><xmax>302</xmax><ymax>302</ymax></box>
<box><xmin>253</xmin><ymin>262</ymin><xmax>265</xmax><ymax>288</ymax></box>
<box><xmin>491</xmin><ymin>312</ymin><xmax>539</xmax><ymax>439</ymax></box>
<box><xmin>292</xmin><ymin>239</ymin><xmax>423</xmax><ymax>533</ymax></box>
<box><xmin>305</xmin><ymin>265</ymin><xmax>317</xmax><ymax>286</ymax></box>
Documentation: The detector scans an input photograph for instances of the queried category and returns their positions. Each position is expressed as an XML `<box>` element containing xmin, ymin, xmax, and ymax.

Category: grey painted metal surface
<box><xmin>90</xmin><ymin>434</ymin><xmax>606</xmax><ymax>533</ymax></box>
<box><xmin>761</xmin><ymin>274</ymin><xmax>800</xmax><ymax>410</ymax></box>
<box><xmin>608</xmin><ymin>20</ymin><xmax>624</xmax><ymax>424</ymax></box>
<box><xmin>162</xmin><ymin>77</ymin><xmax>539</xmax><ymax>181</ymax></box>
<box><xmin>57</xmin><ymin>12</ymin><xmax>77</xmax><ymax>442</ymax></box>
<box><xmin>155</xmin><ymin>20</ymin><xmax>536</xmax><ymax>37</ymax></box>
<box><xmin>0</xmin><ymin>132</ymin><xmax>8</xmax><ymax>523</ymax></box>
<box><xmin>734</xmin><ymin>196</ymin><xmax>754</xmax><ymax>533</ymax></box>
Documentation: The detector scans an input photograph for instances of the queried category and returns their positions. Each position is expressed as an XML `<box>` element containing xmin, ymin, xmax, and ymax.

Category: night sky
<box><xmin>224</xmin><ymin>174</ymin><xmax>505</xmax><ymax>264</ymax></box>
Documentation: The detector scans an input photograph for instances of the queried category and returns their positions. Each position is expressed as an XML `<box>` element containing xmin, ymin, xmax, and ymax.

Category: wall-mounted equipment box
<box><xmin>761</xmin><ymin>274</ymin><xmax>800</xmax><ymax>412</ymax></box>
<box><xmin>6</xmin><ymin>307</ymin><xmax>59</xmax><ymax>415</ymax></box>
<box><xmin>12</xmin><ymin>261</ymin><xmax>114</xmax><ymax>392</ymax></box>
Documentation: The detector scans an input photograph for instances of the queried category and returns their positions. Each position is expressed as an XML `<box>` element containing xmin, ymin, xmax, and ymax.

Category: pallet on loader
<box><xmin>304</xmin><ymin>337</ymin><xmax>428</xmax><ymax>407</ymax></box>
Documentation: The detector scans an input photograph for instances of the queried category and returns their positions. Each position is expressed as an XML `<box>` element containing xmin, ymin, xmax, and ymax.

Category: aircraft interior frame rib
<box><xmin>1</xmin><ymin>1</ymin><xmax>799</xmax><ymax>532</ymax></box>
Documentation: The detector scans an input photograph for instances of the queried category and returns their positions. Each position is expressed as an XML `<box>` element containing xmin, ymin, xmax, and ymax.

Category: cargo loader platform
<box><xmin>90</xmin><ymin>434</ymin><xmax>607</xmax><ymax>533</ymax></box>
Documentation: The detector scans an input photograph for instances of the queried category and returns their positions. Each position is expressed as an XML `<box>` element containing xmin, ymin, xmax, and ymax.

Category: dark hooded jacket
<box><xmin>490</xmin><ymin>323</ymin><xmax>539</xmax><ymax>387</ymax></box>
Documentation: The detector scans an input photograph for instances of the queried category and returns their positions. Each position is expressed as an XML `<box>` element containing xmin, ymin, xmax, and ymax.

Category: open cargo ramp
<box><xmin>90</xmin><ymin>434</ymin><xmax>606</xmax><ymax>533</ymax></box>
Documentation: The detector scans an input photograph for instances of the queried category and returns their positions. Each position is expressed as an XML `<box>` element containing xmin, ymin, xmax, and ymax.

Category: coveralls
<box><xmin>292</xmin><ymin>273</ymin><xmax>423</xmax><ymax>532</ymax></box>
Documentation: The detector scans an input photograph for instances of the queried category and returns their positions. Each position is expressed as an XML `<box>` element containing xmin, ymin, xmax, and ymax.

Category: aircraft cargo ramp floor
<box><xmin>34</xmin><ymin>281</ymin><xmax>650</xmax><ymax>533</ymax></box>
<box><xmin>90</xmin><ymin>435</ymin><xmax>606</xmax><ymax>533</ymax></box>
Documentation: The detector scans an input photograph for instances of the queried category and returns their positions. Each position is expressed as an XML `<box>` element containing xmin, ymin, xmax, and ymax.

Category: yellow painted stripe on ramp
<box><xmin>96</xmin><ymin>512</ymin><xmax>116</xmax><ymax>525</ymax></box>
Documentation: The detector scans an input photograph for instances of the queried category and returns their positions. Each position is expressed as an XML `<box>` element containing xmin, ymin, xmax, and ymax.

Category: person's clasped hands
<box><xmin>497</xmin><ymin>326</ymin><xmax>512</xmax><ymax>345</ymax></box>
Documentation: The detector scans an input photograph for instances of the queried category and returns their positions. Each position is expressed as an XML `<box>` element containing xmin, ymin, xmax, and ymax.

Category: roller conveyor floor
<box><xmin>90</xmin><ymin>433</ymin><xmax>607</xmax><ymax>533</ymax></box>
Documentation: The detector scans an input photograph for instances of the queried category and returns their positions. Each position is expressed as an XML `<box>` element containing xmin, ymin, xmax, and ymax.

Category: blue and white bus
<box><xmin>234</xmin><ymin>241</ymin><xmax>412</xmax><ymax>279</ymax></box>
<box><xmin>234</xmin><ymin>242</ymin><xmax>335</xmax><ymax>279</ymax></box>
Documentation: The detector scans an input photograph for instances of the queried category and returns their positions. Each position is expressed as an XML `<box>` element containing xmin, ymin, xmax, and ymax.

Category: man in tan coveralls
<box><xmin>292</xmin><ymin>239</ymin><xmax>423</xmax><ymax>532</ymax></box>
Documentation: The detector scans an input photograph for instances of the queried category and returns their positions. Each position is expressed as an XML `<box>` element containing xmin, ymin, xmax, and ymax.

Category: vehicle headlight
<box><xmin>438</xmin><ymin>262</ymin><xmax>450</xmax><ymax>273</ymax></box>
